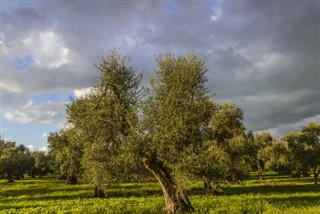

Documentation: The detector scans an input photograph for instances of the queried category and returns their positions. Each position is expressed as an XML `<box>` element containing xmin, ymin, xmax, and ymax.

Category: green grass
<box><xmin>1</xmin><ymin>173</ymin><xmax>320</xmax><ymax>213</ymax></box>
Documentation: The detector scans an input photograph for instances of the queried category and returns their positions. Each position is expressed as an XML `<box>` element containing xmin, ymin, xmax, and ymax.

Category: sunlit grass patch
<box><xmin>1</xmin><ymin>174</ymin><xmax>320</xmax><ymax>213</ymax></box>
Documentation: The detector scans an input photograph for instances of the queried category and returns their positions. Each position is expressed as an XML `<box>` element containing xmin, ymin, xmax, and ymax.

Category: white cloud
<box><xmin>254</xmin><ymin>52</ymin><xmax>291</xmax><ymax>74</ymax></box>
<box><xmin>243</xmin><ymin>90</ymin><xmax>313</xmax><ymax>104</ymax></box>
<box><xmin>123</xmin><ymin>35</ymin><xmax>141</xmax><ymax>49</ymax></box>
<box><xmin>0</xmin><ymin>32</ymin><xmax>9</xmax><ymax>54</ymax></box>
<box><xmin>3</xmin><ymin>137</ymin><xmax>12</xmax><ymax>142</ymax></box>
<box><xmin>41</xmin><ymin>132</ymin><xmax>48</xmax><ymax>138</ymax></box>
<box><xmin>2</xmin><ymin>82</ymin><xmax>22</xmax><ymax>93</ymax></box>
<box><xmin>26</xmin><ymin>144</ymin><xmax>33</xmax><ymax>151</ymax></box>
<box><xmin>256</xmin><ymin>114</ymin><xmax>320</xmax><ymax>139</ymax></box>
<box><xmin>22</xmin><ymin>30</ymin><xmax>70</xmax><ymax>69</ymax></box>
<box><xmin>1</xmin><ymin>27</ymin><xmax>78</xmax><ymax>94</ymax></box>
<box><xmin>74</xmin><ymin>87</ymin><xmax>95</xmax><ymax>98</ymax></box>
<box><xmin>4</xmin><ymin>100</ymin><xmax>66</xmax><ymax>125</ymax></box>
<box><xmin>38</xmin><ymin>146</ymin><xmax>48</xmax><ymax>153</ymax></box>
<box><xmin>23</xmin><ymin>100</ymin><xmax>33</xmax><ymax>108</ymax></box>
<box><xmin>4</xmin><ymin>111</ymin><xmax>33</xmax><ymax>124</ymax></box>
<box><xmin>210</xmin><ymin>7</ymin><xmax>222</xmax><ymax>22</ymax></box>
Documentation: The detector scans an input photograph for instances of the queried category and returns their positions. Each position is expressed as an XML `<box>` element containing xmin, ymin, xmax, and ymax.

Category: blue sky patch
<box><xmin>164</xmin><ymin>2</ymin><xmax>181</xmax><ymax>14</ymax></box>
<box><xmin>1</xmin><ymin>118</ymin><xmax>56</xmax><ymax>150</ymax></box>
<box><xmin>34</xmin><ymin>91</ymin><xmax>74</xmax><ymax>104</ymax></box>
<box><xmin>14</xmin><ymin>55</ymin><xmax>35</xmax><ymax>70</ymax></box>
<box><xmin>205</xmin><ymin>0</ymin><xmax>215</xmax><ymax>7</ymax></box>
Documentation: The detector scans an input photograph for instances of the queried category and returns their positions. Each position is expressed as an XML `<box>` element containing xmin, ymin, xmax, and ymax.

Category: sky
<box><xmin>1</xmin><ymin>1</ymin><xmax>319</xmax><ymax>151</ymax></box>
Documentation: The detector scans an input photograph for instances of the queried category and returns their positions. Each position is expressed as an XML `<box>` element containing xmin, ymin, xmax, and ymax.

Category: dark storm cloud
<box><xmin>2</xmin><ymin>1</ymin><xmax>319</xmax><ymax>137</ymax></box>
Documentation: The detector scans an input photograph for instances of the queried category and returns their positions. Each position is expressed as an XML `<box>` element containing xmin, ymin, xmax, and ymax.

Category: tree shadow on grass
<box><xmin>237</xmin><ymin>194</ymin><xmax>320</xmax><ymax>210</ymax></box>
<box><xmin>2</xmin><ymin>186</ymin><xmax>90</xmax><ymax>198</ymax></box>
<box><xmin>189</xmin><ymin>183</ymin><xmax>319</xmax><ymax>196</ymax></box>
<box><xmin>223</xmin><ymin>184</ymin><xmax>319</xmax><ymax>195</ymax></box>
<box><xmin>266</xmin><ymin>194</ymin><xmax>320</xmax><ymax>205</ymax></box>
<box><xmin>105</xmin><ymin>188</ymin><xmax>162</xmax><ymax>198</ymax></box>
<box><xmin>2</xmin><ymin>184</ymin><xmax>162</xmax><ymax>202</ymax></box>
<box><xmin>0</xmin><ymin>204</ymin><xmax>47</xmax><ymax>211</ymax></box>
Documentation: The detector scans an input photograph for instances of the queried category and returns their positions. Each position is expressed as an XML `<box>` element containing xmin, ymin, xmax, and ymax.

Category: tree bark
<box><xmin>93</xmin><ymin>186</ymin><xmax>105</xmax><ymax>198</ymax></box>
<box><xmin>293</xmin><ymin>171</ymin><xmax>301</xmax><ymax>178</ymax></box>
<box><xmin>66</xmin><ymin>175</ymin><xmax>77</xmax><ymax>184</ymax></box>
<box><xmin>58</xmin><ymin>175</ymin><xmax>67</xmax><ymax>180</ymax></box>
<box><xmin>143</xmin><ymin>157</ymin><xmax>194</xmax><ymax>214</ymax></box>
<box><xmin>302</xmin><ymin>169</ymin><xmax>310</xmax><ymax>177</ymax></box>
<box><xmin>203</xmin><ymin>177</ymin><xmax>223</xmax><ymax>195</ymax></box>
<box><xmin>257</xmin><ymin>164</ymin><xmax>263</xmax><ymax>180</ymax></box>
<box><xmin>313</xmin><ymin>165</ymin><xmax>319</xmax><ymax>186</ymax></box>
<box><xmin>7</xmin><ymin>171</ymin><xmax>14</xmax><ymax>183</ymax></box>
<box><xmin>204</xmin><ymin>178</ymin><xmax>212</xmax><ymax>194</ymax></box>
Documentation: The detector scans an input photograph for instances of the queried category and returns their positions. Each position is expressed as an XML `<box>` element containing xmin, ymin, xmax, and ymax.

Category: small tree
<box><xmin>12</xmin><ymin>145</ymin><xmax>34</xmax><ymax>180</ymax></box>
<box><xmin>66</xmin><ymin>49</ymin><xmax>142</xmax><ymax>197</ymax></box>
<box><xmin>141</xmin><ymin>53</ymin><xmax>213</xmax><ymax>213</ymax></box>
<box><xmin>302</xmin><ymin>123</ymin><xmax>320</xmax><ymax>185</ymax></box>
<box><xmin>285</xmin><ymin>123</ymin><xmax>320</xmax><ymax>185</ymax></box>
<box><xmin>187</xmin><ymin>140</ymin><xmax>229</xmax><ymax>194</ymax></box>
<box><xmin>48</xmin><ymin>128</ymin><xmax>82</xmax><ymax>184</ymax></box>
<box><xmin>0</xmin><ymin>140</ymin><xmax>17</xmax><ymax>182</ymax></box>
<box><xmin>252</xmin><ymin>133</ymin><xmax>273</xmax><ymax>180</ymax></box>
<box><xmin>263</xmin><ymin>140</ymin><xmax>293</xmax><ymax>175</ymax></box>
<box><xmin>285</xmin><ymin>132</ymin><xmax>310</xmax><ymax>177</ymax></box>
<box><xmin>209</xmin><ymin>102</ymin><xmax>252</xmax><ymax>184</ymax></box>
<box><xmin>32</xmin><ymin>151</ymin><xmax>49</xmax><ymax>178</ymax></box>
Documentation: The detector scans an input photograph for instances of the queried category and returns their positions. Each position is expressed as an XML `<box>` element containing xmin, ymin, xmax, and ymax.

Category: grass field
<box><xmin>1</xmin><ymin>173</ymin><xmax>320</xmax><ymax>214</ymax></box>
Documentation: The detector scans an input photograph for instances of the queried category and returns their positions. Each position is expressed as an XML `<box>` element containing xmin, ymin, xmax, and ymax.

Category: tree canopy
<box><xmin>2</xmin><ymin>49</ymin><xmax>320</xmax><ymax>214</ymax></box>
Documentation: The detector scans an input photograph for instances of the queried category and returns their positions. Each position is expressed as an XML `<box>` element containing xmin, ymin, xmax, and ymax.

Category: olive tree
<box><xmin>64</xmin><ymin>50</ymin><xmax>237</xmax><ymax>213</ymax></box>
<box><xmin>0</xmin><ymin>140</ymin><xmax>34</xmax><ymax>182</ymax></box>
<box><xmin>48</xmin><ymin>128</ymin><xmax>82</xmax><ymax>184</ymax></box>
<box><xmin>187</xmin><ymin>139</ymin><xmax>229</xmax><ymax>194</ymax></box>
<box><xmin>32</xmin><ymin>151</ymin><xmax>49</xmax><ymax>178</ymax></box>
<box><xmin>141</xmin><ymin>53</ymin><xmax>214</xmax><ymax>213</ymax></box>
<box><xmin>252</xmin><ymin>133</ymin><xmax>273</xmax><ymax>180</ymax></box>
<box><xmin>0</xmin><ymin>140</ymin><xmax>17</xmax><ymax>182</ymax></box>
<box><xmin>263</xmin><ymin>140</ymin><xmax>293</xmax><ymax>175</ymax></box>
<box><xmin>209</xmin><ymin>102</ymin><xmax>252</xmax><ymax>184</ymax></box>
<box><xmin>12</xmin><ymin>145</ymin><xmax>34</xmax><ymax>180</ymax></box>
<box><xmin>301</xmin><ymin>123</ymin><xmax>320</xmax><ymax>185</ymax></box>
<box><xmin>66</xmin><ymin>49</ymin><xmax>142</xmax><ymax>197</ymax></box>
<box><xmin>284</xmin><ymin>123</ymin><xmax>320</xmax><ymax>185</ymax></box>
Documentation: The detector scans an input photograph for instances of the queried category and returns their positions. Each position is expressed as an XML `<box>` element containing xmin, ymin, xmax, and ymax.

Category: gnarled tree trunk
<box><xmin>66</xmin><ymin>175</ymin><xmax>77</xmax><ymax>184</ymax></box>
<box><xmin>313</xmin><ymin>165</ymin><xmax>319</xmax><ymax>186</ymax></box>
<box><xmin>302</xmin><ymin>169</ymin><xmax>310</xmax><ymax>177</ymax></box>
<box><xmin>204</xmin><ymin>178</ymin><xmax>212</xmax><ymax>194</ymax></box>
<box><xmin>257</xmin><ymin>164</ymin><xmax>263</xmax><ymax>180</ymax></box>
<box><xmin>58</xmin><ymin>175</ymin><xmax>67</xmax><ymax>180</ymax></box>
<box><xmin>203</xmin><ymin>177</ymin><xmax>223</xmax><ymax>195</ymax></box>
<box><xmin>7</xmin><ymin>170</ymin><xmax>14</xmax><ymax>183</ymax></box>
<box><xmin>31</xmin><ymin>168</ymin><xmax>35</xmax><ymax>178</ymax></box>
<box><xmin>93</xmin><ymin>185</ymin><xmax>105</xmax><ymax>198</ymax></box>
<box><xmin>143</xmin><ymin>157</ymin><xmax>194</xmax><ymax>214</ymax></box>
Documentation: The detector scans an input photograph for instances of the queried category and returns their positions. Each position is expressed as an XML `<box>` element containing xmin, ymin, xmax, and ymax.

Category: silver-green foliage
<box><xmin>210</xmin><ymin>102</ymin><xmax>252</xmax><ymax>183</ymax></box>
<box><xmin>143</xmin><ymin>53</ymin><xmax>213</xmax><ymax>163</ymax></box>
<box><xmin>66</xmin><ymin>49</ymin><xmax>142</xmax><ymax>191</ymax></box>
<box><xmin>142</xmin><ymin>53</ymin><xmax>214</xmax><ymax>183</ymax></box>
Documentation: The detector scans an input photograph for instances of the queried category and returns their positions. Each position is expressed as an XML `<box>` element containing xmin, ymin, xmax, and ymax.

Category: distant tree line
<box><xmin>1</xmin><ymin>50</ymin><xmax>319</xmax><ymax>214</ymax></box>
<box><xmin>0</xmin><ymin>141</ymin><xmax>50</xmax><ymax>182</ymax></box>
